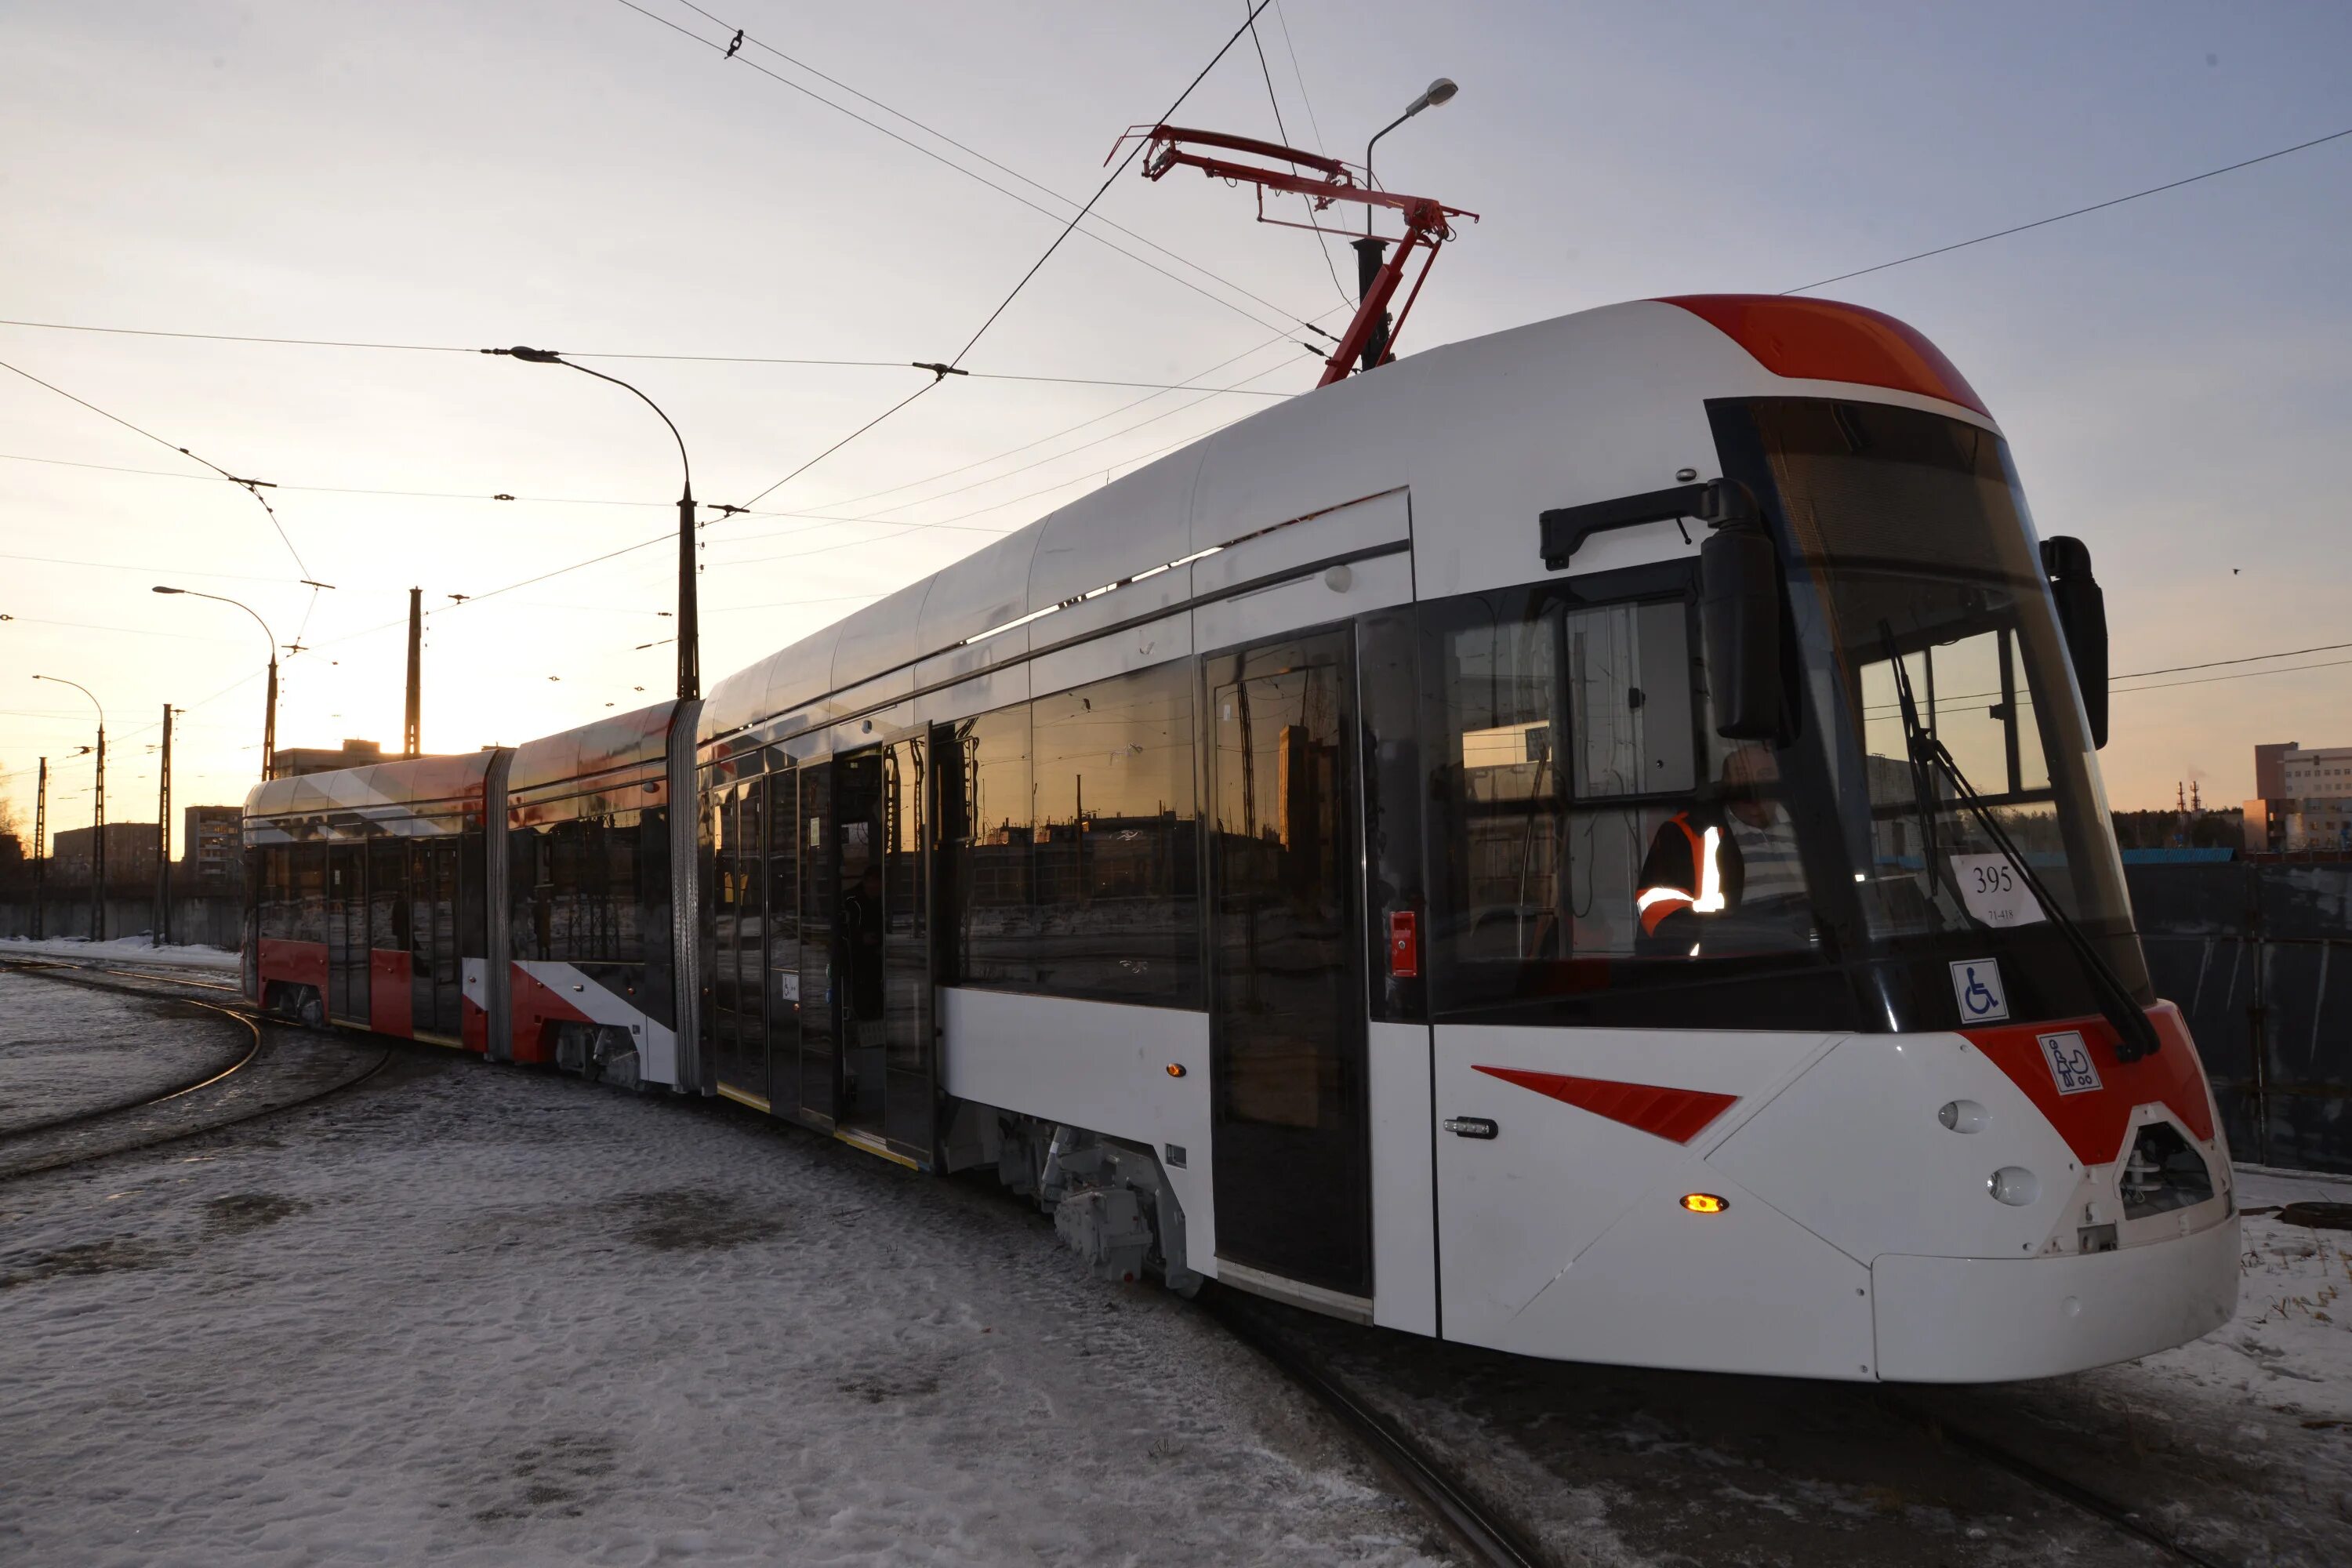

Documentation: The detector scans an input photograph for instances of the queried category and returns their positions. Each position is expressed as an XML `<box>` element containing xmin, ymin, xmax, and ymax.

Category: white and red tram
<box><xmin>245</xmin><ymin>294</ymin><xmax>2237</xmax><ymax>1381</ymax></box>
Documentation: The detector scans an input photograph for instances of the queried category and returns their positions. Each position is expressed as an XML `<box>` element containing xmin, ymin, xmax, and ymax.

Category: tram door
<box><xmin>826</xmin><ymin>740</ymin><xmax>935</xmax><ymax>1160</ymax></box>
<box><xmin>326</xmin><ymin>843</ymin><xmax>370</xmax><ymax>1025</ymax></box>
<box><xmin>879</xmin><ymin>737</ymin><xmax>933</xmax><ymax>1159</ymax></box>
<box><xmin>762</xmin><ymin>767</ymin><xmax>802</xmax><ymax>1116</ymax></box>
<box><xmin>795</xmin><ymin>760</ymin><xmax>837</xmax><ymax>1127</ymax></box>
<box><xmin>831</xmin><ymin>749</ymin><xmax>890</xmax><ymax>1142</ymax></box>
<box><xmin>1205</xmin><ymin>631</ymin><xmax>1372</xmax><ymax>1301</ymax></box>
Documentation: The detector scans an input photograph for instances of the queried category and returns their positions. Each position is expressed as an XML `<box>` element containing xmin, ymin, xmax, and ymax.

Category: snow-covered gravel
<box><xmin>0</xmin><ymin>971</ymin><xmax>249</xmax><ymax>1134</ymax></box>
<box><xmin>0</xmin><ymin>1005</ymin><xmax>1449</xmax><ymax>1566</ymax></box>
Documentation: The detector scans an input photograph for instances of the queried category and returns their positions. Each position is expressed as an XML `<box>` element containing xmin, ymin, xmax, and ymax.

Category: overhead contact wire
<box><xmin>0</xmin><ymin>355</ymin><xmax>315</xmax><ymax>581</ymax></box>
<box><xmin>947</xmin><ymin>1</ymin><xmax>1276</xmax><ymax>369</ymax></box>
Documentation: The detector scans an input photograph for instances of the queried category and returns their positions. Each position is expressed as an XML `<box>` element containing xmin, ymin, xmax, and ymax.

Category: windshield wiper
<box><xmin>1882</xmin><ymin>626</ymin><xmax>2161</xmax><ymax>1062</ymax></box>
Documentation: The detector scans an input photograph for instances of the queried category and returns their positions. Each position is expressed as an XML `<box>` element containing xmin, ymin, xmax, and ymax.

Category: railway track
<box><xmin>1200</xmin><ymin>1288</ymin><xmax>1545</xmax><ymax>1568</ymax></box>
<box><xmin>1203</xmin><ymin>1287</ymin><xmax>2255</xmax><ymax>1568</ymax></box>
<box><xmin>0</xmin><ymin>960</ymin><xmax>393</xmax><ymax>1180</ymax></box>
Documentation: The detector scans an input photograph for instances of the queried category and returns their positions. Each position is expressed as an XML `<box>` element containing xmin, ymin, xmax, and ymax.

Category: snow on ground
<box><xmin>0</xmin><ymin>1033</ymin><xmax>1449</xmax><ymax>1566</ymax></box>
<box><xmin>0</xmin><ymin>936</ymin><xmax>241</xmax><ymax>973</ymax></box>
<box><xmin>0</xmin><ymin>972</ymin><xmax>249</xmax><ymax>1134</ymax></box>
<box><xmin>2147</xmin><ymin>1164</ymin><xmax>2352</xmax><ymax>1421</ymax></box>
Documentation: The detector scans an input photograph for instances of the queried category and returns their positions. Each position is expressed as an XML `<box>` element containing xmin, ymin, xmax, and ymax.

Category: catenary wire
<box><xmin>612</xmin><ymin>0</ymin><xmax>1322</xmax><ymax>346</ymax></box>
<box><xmin>713</xmin><ymin>339</ymin><xmax>1310</xmax><ymax>549</ymax></box>
<box><xmin>0</xmin><ymin>355</ymin><xmax>314</xmax><ymax>581</ymax></box>
<box><xmin>947</xmin><ymin>2</ymin><xmax>1277</xmax><ymax>369</ymax></box>
<box><xmin>728</xmin><ymin>4</ymin><xmax>1282</xmax><ymax>511</ymax></box>
<box><xmin>1783</xmin><ymin>124</ymin><xmax>2352</xmax><ymax>295</ymax></box>
<box><xmin>0</xmin><ymin>321</ymin><xmax>1298</xmax><ymax>394</ymax></box>
<box><xmin>2113</xmin><ymin>639</ymin><xmax>2352</xmax><ymax>681</ymax></box>
<box><xmin>732</xmin><ymin>379</ymin><xmax>946</xmax><ymax>511</ymax></box>
<box><xmin>2111</xmin><ymin>655</ymin><xmax>2352</xmax><ymax>695</ymax></box>
<box><xmin>1245</xmin><ymin>2</ymin><xmax>1354</xmax><ymax>311</ymax></box>
<box><xmin>663</xmin><ymin>0</ymin><xmax>1336</xmax><ymax>344</ymax></box>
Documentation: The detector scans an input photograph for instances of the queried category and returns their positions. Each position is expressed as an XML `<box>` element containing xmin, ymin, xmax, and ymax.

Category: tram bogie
<box><xmin>245</xmin><ymin>293</ymin><xmax>2237</xmax><ymax>1381</ymax></box>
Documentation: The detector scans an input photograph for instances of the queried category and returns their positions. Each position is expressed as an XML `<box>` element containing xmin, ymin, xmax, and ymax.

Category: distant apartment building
<box><xmin>50</xmin><ymin>821</ymin><xmax>160</xmax><ymax>889</ymax></box>
<box><xmin>183</xmin><ymin>804</ymin><xmax>243</xmax><ymax>883</ymax></box>
<box><xmin>2245</xmin><ymin>741</ymin><xmax>2352</xmax><ymax>852</ymax></box>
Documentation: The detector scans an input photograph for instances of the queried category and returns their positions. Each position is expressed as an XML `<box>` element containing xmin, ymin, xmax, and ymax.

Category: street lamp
<box><xmin>152</xmin><ymin>586</ymin><xmax>279</xmax><ymax>781</ymax></box>
<box><xmin>32</xmin><ymin>673</ymin><xmax>105</xmax><ymax>940</ymax></box>
<box><xmin>491</xmin><ymin>347</ymin><xmax>699</xmax><ymax>702</ymax></box>
<box><xmin>1354</xmin><ymin>78</ymin><xmax>1460</xmax><ymax>371</ymax></box>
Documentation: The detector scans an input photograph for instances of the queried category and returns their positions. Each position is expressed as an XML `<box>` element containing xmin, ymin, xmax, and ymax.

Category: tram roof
<box><xmin>697</xmin><ymin>293</ymin><xmax>1993</xmax><ymax>747</ymax></box>
<box><xmin>243</xmin><ymin>748</ymin><xmax>502</xmax><ymax>823</ymax></box>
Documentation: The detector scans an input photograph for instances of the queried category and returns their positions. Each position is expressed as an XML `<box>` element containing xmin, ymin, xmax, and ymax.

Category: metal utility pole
<box><xmin>154</xmin><ymin>705</ymin><xmax>173</xmax><ymax>948</ymax></box>
<box><xmin>33</xmin><ymin>674</ymin><xmax>104</xmax><ymax>940</ymax></box>
<box><xmin>403</xmin><ymin>586</ymin><xmax>423</xmax><ymax>757</ymax></box>
<box><xmin>32</xmin><ymin>757</ymin><xmax>45</xmax><ymax>940</ymax></box>
<box><xmin>491</xmin><ymin>347</ymin><xmax>699</xmax><ymax>701</ymax></box>
<box><xmin>94</xmin><ymin>719</ymin><xmax>105</xmax><ymax>940</ymax></box>
<box><xmin>151</xmin><ymin>586</ymin><xmax>279</xmax><ymax>780</ymax></box>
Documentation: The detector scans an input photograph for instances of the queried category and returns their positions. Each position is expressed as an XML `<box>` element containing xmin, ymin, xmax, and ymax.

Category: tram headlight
<box><xmin>1987</xmin><ymin>1167</ymin><xmax>2040</xmax><ymax>1207</ymax></box>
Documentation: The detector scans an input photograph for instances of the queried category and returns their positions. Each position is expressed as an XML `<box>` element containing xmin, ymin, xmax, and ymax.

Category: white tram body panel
<box><xmin>249</xmin><ymin>295</ymin><xmax>2238</xmax><ymax>1382</ymax></box>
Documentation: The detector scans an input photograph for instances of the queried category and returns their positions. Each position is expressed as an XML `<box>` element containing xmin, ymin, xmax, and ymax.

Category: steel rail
<box><xmin>0</xmin><ymin>964</ymin><xmax>391</xmax><ymax>1181</ymax></box>
<box><xmin>1878</xmin><ymin>1394</ymin><xmax>2238</xmax><ymax>1568</ymax></box>
<box><xmin>1199</xmin><ymin>1290</ymin><xmax>1546</xmax><ymax>1568</ymax></box>
<box><xmin>0</xmin><ymin>965</ymin><xmax>260</xmax><ymax>1138</ymax></box>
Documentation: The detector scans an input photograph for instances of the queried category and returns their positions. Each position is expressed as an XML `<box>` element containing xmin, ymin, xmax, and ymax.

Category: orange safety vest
<box><xmin>1635</xmin><ymin>810</ymin><xmax>1741</xmax><ymax>936</ymax></box>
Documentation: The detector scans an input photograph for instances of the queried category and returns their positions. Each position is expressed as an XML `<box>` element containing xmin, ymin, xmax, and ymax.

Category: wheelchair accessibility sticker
<box><xmin>1949</xmin><ymin>959</ymin><xmax>2009</xmax><ymax>1024</ymax></box>
<box><xmin>2037</xmin><ymin>1029</ymin><xmax>2103</xmax><ymax>1095</ymax></box>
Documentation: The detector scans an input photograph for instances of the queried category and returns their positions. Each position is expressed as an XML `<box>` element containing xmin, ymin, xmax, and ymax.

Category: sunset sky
<box><xmin>5</xmin><ymin>1</ymin><xmax>2349</xmax><ymax>847</ymax></box>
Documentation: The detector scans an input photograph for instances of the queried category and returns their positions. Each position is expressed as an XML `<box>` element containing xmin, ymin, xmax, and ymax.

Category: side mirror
<box><xmin>1700</xmin><ymin>524</ymin><xmax>1788</xmax><ymax>740</ymax></box>
<box><xmin>2040</xmin><ymin>536</ymin><xmax>2108</xmax><ymax>749</ymax></box>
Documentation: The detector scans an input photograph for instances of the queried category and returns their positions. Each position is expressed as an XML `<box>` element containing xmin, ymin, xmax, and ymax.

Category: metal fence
<box><xmin>2127</xmin><ymin>862</ymin><xmax>2352</xmax><ymax>1174</ymax></box>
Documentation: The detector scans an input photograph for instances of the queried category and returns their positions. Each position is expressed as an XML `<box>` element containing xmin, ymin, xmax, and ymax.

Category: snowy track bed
<box><xmin>1213</xmin><ymin>1172</ymin><xmax>2352</xmax><ymax>1568</ymax></box>
<box><xmin>0</xmin><ymin>968</ymin><xmax>252</xmax><ymax>1134</ymax></box>
<box><xmin>0</xmin><ymin>983</ymin><xmax>1446</xmax><ymax>1566</ymax></box>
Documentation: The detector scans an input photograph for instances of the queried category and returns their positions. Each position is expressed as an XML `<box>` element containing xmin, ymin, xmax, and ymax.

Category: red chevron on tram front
<box><xmin>1473</xmin><ymin>1065</ymin><xmax>1740</xmax><ymax>1145</ymax></box>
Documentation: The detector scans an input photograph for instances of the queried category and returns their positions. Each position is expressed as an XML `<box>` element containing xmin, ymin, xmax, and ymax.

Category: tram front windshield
<box><xmin>1753</xmin><ymin>397</ymin><xmax>2141</xmax><ymax>987</ymax></box>
<box><xmin>1425</xmin><ymin>397</ymin><xmax>2144</xmax><ymax>1028</ymax></box>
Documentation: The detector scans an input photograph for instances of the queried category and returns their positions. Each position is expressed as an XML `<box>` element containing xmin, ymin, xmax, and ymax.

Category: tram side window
<box><xmin>258</xmin><ymin>844</ymin><xmax>295</xmax><ymax>942</ymax></box>
<box><xmin>764</xmin><ymin>770</ymin><xmax>801</xmax><ymax>1016</ymax></box>
<box><xmin>1428</xmin><ymin>589</ymin><xmax>1821</xmax><ymax>1018</ymax></box>
<box><xmin>368</xmin><ymin>839</ymin><xmax>408</xmax><ymax>954</ymax></box>
<box><xmin>946</xmin><ymin>704</ymin><xmax>1036</xmax><ymax>989</ymax></box>
<box><xmin>1028</xmin><ymin>663</ymin><xmax>1200</xmax><ymax>1007</ymax></box>
<box><xmin>517</xmin><ymin>808</ymin><xmax>650</xmax><ymax>967</ymax></box>
<box><xmin>292</xmin><ymin>844</ymin><xmax>328</xmax><ymax>945</ymax></box>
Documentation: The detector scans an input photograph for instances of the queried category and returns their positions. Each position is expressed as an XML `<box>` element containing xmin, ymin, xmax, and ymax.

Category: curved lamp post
<box><xmin>152</xmin><ymin>586</ymin><xmax>278</xmax><ymax>780</ymax></box>
<box><xmin>491</xmin><ymin>348</ymin><xmax>699</xmax><ymax>702</ymax></box>
<box><xmin>32</xmin><ymin>673</ymin><xmax>105</xmax><ymax>938</ymax></box>
<box><xmin>1353</xmin><ymin>78</ymin><xmax>1459</xmax><ymax>371</ymax></box>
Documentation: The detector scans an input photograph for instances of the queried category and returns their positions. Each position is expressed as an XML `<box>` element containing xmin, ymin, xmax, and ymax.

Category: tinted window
<box><xmin>1427</xmin><ymin>582</ymin><xmax>1830</xmax><ymax>1024</ymax></box>
<box><xmin>946</xmin><ymin>704</ymin><xmax>1035</xmax><ymax>989</ymax></box>
<box><xmin>1029</xmin><ymin>663</ymin><xmax>1200</xmax><ymax>1006</ymax></box>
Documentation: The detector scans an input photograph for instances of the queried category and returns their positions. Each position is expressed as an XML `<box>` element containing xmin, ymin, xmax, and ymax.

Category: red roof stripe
<box><xmin>1473</xmin><ymin>1065</ymin><xmax>1740</xmax><ymax>1144</ymax></box>
<box><xmin>1657</xmin><ymin>293</ymin><xmax>1991</xmax><ymax>417</ymax></box>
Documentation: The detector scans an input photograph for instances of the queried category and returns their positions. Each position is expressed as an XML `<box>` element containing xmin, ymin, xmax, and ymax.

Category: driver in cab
<box><xmin>1635</xmin><ymin>742</ymin><xmax>1809</xmax><ymax>954</ymax></box>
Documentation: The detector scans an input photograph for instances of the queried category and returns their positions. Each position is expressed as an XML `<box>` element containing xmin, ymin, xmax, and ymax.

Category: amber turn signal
<box><xmin>1679</xmin><ymin>1192</ymin><xmax>1727</xmax><ymax>1214</ymax></box>
<box><xmin>1165</xmin><ymin>1063</ymin><xmax>1187</xmax><ymax>1078</ymax></box>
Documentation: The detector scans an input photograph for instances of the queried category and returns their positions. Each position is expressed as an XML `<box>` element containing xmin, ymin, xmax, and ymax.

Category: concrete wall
<box><xmin>0</xmin><ymin>895</ymin><xmax>245</xmax><ymax>950</ymax></box>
